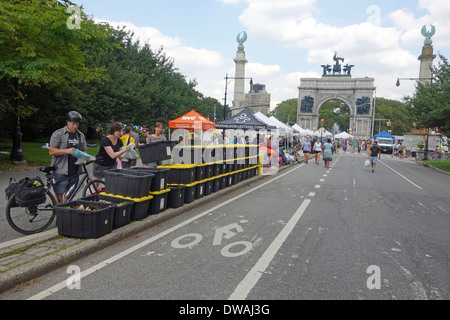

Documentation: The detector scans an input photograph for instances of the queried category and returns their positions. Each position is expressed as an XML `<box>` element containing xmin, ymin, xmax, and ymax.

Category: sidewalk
<box><xmin>0</xmin><ymin>161</ymin><xmax>299</xmax><ymax>295</ymax></box>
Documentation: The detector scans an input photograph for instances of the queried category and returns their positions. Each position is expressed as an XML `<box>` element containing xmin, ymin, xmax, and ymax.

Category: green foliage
<box><xmin>405</xmin><ymin>54</ymin><xmax>450</xmax><ymax>137</ymax></box>
<box><xmin>319</xmin><ymin>100</ymin><xmax>350</xmax><ymax>133</ymax></box>
<box><xmin>374</xmin><ymin>98</ymin><xmax>413</xmax><ymax>135</ymax></box>
<box><xmin>0</xmin><ymin>1</ymin><xmax>223</xmax><ymax>144</ymax></box>
<box><xmin>269</xmin><ymin>99</ymin><xmax>297</xmax><ymax>125</ymax></box>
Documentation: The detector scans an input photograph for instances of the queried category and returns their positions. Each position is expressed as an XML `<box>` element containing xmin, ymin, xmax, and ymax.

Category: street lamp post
<box><xmin>396</xmin><ymin>77</ymin><xmax>434</xmax><ymax>160</ymax></box>
<box><xmin>223</xmin><ymin>74</ymin><xmax>253</xmax><ymax>120</ymax></box>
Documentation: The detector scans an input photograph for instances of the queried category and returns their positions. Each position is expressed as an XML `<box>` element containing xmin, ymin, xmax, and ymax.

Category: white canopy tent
<box><xmin>335</xmin><ymin>132</ymin><xmax>354</xmax><ymax>139</ymax></box>
<box><xmin>293</xmin><ymin>124</ymin><xmax>308</xmax><ymax>136</ymax></box>
<box><xmin>254</xmin><ymin>112</ymin><xmax>286</xmax><ymax>134</ymax></box>
<box><xmin>269</xmin><ymin>116</ymin><xmax>294</xmax><ymax>134</ymax></box>
<box><xmin>313</xmin><ymin>128</ymin><xmax>333</xmax><ymax>137</ymax></box>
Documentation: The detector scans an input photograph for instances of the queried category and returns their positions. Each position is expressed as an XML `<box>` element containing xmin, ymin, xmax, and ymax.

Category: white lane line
<box><xmin>315</xmin><ymin>185</ymin><xmax>321</xmax><ymax>189</ymax></box>
<box><xmin>308</xmin><ymin>192</ymin><xmax>316</xmax><ymax>197</ymax></box>
<box><xmin>379</xmin><ymin>160</ymin><xmax>423</xmax><ymax>190</ymax></box>
<box><xmin>228</xmin><ymin>199</ymin><xmax>312</xmax><ymax>300</ymax></box>
<box><xmin>28</xmin><ymin>165</ymin><xmax>305</xmax><ymax>300</ymax></box>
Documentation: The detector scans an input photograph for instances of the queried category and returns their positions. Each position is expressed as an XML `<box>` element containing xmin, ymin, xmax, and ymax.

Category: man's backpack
<box><xmin>5</xmin><ymin>176</ymin><xmax>46</xmax><ymax>207</ymax></box>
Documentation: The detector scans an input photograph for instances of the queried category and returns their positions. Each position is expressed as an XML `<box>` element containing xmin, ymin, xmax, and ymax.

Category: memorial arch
<box><xmin>297</xmin><ymin>53</ymin><xmax>376</xmax><ymax>139</ymax></box>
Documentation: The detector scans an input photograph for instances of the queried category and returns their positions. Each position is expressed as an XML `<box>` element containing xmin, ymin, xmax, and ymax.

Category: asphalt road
<box><xmin>1</xmin><ymin>152</ymin><xmax>449</xmax><ymax>301</ymax></box>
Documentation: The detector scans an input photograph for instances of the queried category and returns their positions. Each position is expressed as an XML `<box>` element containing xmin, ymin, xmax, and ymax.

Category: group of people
<box><xmin>296</xmin><ymin>136</ymin><xmax>382</xmax><ymax>172</ymax></box>
<box><xmin>298</xmin><ymin>137</ymin><xmax>334</xmax><ymax>169</ymax></box>
<box><xmin>49</xmin><ymin>111</ymin><xmax>166</xmax><ymax>203</ymax></box>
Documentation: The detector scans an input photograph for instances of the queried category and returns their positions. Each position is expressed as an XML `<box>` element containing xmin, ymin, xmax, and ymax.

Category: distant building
<box><xmin>245</xmin><ymin>83</ymin><xmax>271</xmax><ymax>115</ymax></box>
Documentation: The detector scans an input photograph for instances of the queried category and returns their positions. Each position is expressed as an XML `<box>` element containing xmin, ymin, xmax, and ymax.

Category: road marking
<box><xmin>314</xmin><ymin>185</ymin><xmax>321</xmax><ymax>189</ymax></box>
<box><xmin>308</xmin><ymin>192</ymin><xmax>316</xmax><ymax>197</ymax></box>
<box><xmin>28</xmin><ymin>164</ymin><xmax>305</xmax><ymax>300</ymax></box>
<box><xmin>228</xmin><ymin>199</ymin><xmax>312</xmax><ymax>300</ymax></box>
<box><xmin>379</xmin><ymin>161</ymin><xmax>423</xmax><ymax>190</ymax></box>
<box><xmin>320</xmin><ymin>179</ymin><xmax>325</xmax><ymax>182</ymax></box>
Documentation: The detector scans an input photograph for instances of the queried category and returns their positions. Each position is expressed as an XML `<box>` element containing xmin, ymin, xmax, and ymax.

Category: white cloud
<box><xmin>236</xmin><ymin>0</ymin><xmax>450</xmax><ymax>105</ymax></box>
<box><xmin>93</xmin><ymin>18</ymin><xmax>225</xmax><ymax>101</ymax></box>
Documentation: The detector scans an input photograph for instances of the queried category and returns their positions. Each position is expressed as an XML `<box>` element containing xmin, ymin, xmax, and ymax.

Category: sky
<box><xmin>76</xmin><ymin>0</ymin><xmax>450</xmax><ymax>111</ymax></box>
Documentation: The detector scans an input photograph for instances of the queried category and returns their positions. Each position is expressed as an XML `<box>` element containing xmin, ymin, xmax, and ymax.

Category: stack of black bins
<box><xmin>103</xmin><ymin>169</ymin><xmax>155</xmax><ymax>221</ymax></box>
<box><xmin>128</xmin><ymin>167</ymin><xmax>171</xmax><ymax>215</ymax></box>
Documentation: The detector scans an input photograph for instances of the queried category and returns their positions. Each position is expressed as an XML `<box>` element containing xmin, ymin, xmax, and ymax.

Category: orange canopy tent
<box><xmin>169</xmin><ymin>110</ymin><xmax>216</xmax><ymax>130</ymax></box>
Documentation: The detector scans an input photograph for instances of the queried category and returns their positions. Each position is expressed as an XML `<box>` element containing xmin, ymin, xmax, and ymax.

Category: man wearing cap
<box><xmin>49</xmin><ymin>111</ymin><xmax>88</xmax><ymax>203</ymax></box>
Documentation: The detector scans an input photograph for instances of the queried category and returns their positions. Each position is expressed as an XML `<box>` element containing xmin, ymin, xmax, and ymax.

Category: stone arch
<box><xmin>297</xmin><ymin>77</ymin><xmax>376</xmax><ymax>139</ymax></box>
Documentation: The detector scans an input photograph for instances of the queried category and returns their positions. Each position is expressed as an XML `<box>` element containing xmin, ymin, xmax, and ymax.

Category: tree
<box><xmin>269</xmin><ymin>99</ymin><xmax>297</xmax><ymax>125</ymax></box>
<box><xmin>319</xmin><ymin>100</ymin><xmax>350</xmax><ymax>133</ymax></box>
<box><xmin>0</xmin><ymin>0</ymin><xmax>117</xmax><ymax>159</ymax></box>
<box><xmin>374</xmin><ymin>98</ymin><xmax>413</xmax><ymax>135</ymax></box>
<box><xmin>405</xmin><ymin>54</ymin><xmax>450</xmax><ymax>137</ymax></box>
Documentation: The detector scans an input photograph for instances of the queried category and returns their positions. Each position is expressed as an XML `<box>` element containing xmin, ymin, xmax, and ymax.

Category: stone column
<box><xmin>232</xmin><ymin>50</ymin><xmax>248</xmax><ymax>116</ymax></box>
<box><xmin>418</xmin><ymin>45</ymin><xmax>436</xmax><ymax>84</ymax></box>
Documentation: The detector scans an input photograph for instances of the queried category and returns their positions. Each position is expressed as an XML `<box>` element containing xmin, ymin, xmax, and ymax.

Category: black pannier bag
<box><xmin>9</xmin><ymin>177</ymin><xmax>46</xmax><ymax>207</ymax></box>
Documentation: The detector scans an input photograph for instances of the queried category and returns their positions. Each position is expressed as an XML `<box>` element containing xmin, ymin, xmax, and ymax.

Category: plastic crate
<box><xmin>204</xmin><ymin>179</ymin><xmax>213</xmax><ymax>196</ymax></box>
<box><xmin>195</xmin><ymin>165</ymin><xmax>205</xmax><ymax>182</ymax></box>
<box><xmin>105</xmin><ymin>169</ymin><xmax>153</xmax><ymax>198</ymax></box>
<box><xmin>184</xmin><ymin>182</ymin><xmax>197</xmax><ymax>204</ymax></box>
<box><xmin>204</xmin><ymin>164</ymin><xmax>214</xmax><ymax>179</ymax></box>
<box><xmin>55</xmin><ymin>200</ymin><xmax>115</xmax><ymax>239</ymax></box>
<box><xmin>212</xmin><ymin>177</ymin><xmax>220</xmax><ymax>193</ymax></box>
<box><xmin>138</xmin><ymin>141</ymin><xmax>167</xmax><ymax>164</ymax></box>
<box><xmin>131</xmin><ymin>168</ymin><xmax>169</xmax><ymax>192</ymax></box>
<box><xmin>219</xmin><ymin>175</ymin><xmax>227</xmax><ymax>190</ymax></box>
<box><xmin>102</xmin><ymin>193</ymin><xmax>153</xmax><ymax>221</ymax></box>
<box><xmin>195</xmin><ymin>181</ymin><xmax>205</xmax><ymax>199</ymax></box>
<box><xmin>168</xmin><ymin>185</ymin><xmax>186</xmax><ymax>209</ymax></box>
<box><xmin>158</xmin><ymin>164</ymin><xmax>196</xmax><ymax>185</ymax></box>
<box><xmin>80</xmin><ymin>194</ymin><xmax>134</xmax><ymax>230</ymax></box>
<box><xmin>149</xmin><ymin>188</ymin><xmax>170</xmax><ymax>215</ymax></box>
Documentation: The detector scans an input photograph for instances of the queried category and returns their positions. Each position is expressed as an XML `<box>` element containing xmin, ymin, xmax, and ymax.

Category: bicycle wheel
<box><xmin>82</xmin><ymin>179</ymin><xmax>106</xmax><ymax>197</ymax></box>
<box><xmin>6</xmin><ymin>192</ymin><xmax>57</xmax><ymax>235</ymax></box>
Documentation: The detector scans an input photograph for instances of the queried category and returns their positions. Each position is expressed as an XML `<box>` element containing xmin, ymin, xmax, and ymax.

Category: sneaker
<box><xmin>372</xmin><ymin>169</ymin><xmax>374</xmax><ymax>173</ymax></box>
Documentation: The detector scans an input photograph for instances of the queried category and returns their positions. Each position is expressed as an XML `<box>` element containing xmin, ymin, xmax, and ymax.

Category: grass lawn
<box><xmin>0</xmin><ymin>141</ymin><xmax>99</xmax><ymax>173</ymax></box>
<box><xmin>421</xmin><ymin>160</ymin><xmax>450</xmax><ymax>173</ymax></box>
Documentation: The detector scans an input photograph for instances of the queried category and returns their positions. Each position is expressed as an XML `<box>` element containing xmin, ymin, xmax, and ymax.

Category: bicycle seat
<box><xmin>39</xmin><ymin>166</ymin><xmax>58</xmax><ymax>174</ymax></box>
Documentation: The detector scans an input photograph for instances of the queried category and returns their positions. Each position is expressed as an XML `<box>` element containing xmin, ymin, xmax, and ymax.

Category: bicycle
<box><xmin>6</xmin><ymin>160</ymin><xmax>105</xmax><ymax>235</ymax></box>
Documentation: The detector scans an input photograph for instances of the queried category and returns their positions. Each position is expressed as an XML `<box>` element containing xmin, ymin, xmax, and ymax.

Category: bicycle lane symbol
<box><xmin>170</xmin><ymin>221</ymin><xmax>253</xmax><ymax>258</ymax></box>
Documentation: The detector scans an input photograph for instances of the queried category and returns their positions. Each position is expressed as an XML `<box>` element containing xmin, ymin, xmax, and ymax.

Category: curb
<box><xmin>0</xmin><ymin>163</ymin><xmax>298</xmax><ymax>294</ymax></box>
<box><xmin>414</xmin><ymin>160</ymin><xmax>450</xmax><ymax>176</ymax></box>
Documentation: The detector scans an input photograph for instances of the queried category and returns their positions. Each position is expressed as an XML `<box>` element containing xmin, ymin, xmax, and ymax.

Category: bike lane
<box><xmin>2</xmin><ymin>162</ymin><xmax>324</xmax><ymax>300</ymax></box>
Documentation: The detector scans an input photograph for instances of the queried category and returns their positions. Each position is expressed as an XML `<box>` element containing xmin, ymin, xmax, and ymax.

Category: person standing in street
<box><xmin>49</xmin><ymin>111</ymin><xmax>88</xmax><ymax>203</ymax></box>
<box><xmin>368</xmin><ymin>141</ymin><xmax>381</xmax><ymax>173</ymax></box>
<box><xmin>313</xmin><ymin>138</ymin><xmax>322</xmax><ymax>165</ymax></box>
<box><xmin>322</xmin><ymin>138</ymin><xmax>333</xmax><ymax>169</ymax></box>
<box><xmin>301</xmin><ymin>137</ymin><xmax>311</xmax><ymax>164</ymax></box>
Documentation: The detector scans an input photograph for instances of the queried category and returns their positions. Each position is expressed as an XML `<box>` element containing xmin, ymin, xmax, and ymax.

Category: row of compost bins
<box><xmin>54</xmin><ymin>146</ymin><xmax>261</xmax><ymax>239</ymax></box>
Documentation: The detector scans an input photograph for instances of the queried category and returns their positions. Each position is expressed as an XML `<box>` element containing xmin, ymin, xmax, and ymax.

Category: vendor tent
<box><xmin>313</xmin><ymin>128</ymin><xmax>333</xmax><ymax>137</ymax></box>
<box><xmin>335</xmin><ymin>132</ymin><xmax>353</xmax><ymax>139</ymax></box>
<box><xmin>269</xmin><ymin>116</ymin><xmax>294</xmax><ymax>134</ymax></box>
<box><xmin>215</xmin><ymin>108</ymin><xmax>274</xmax><ymax>130</ymax></box>
<box><xmin>169</xmin><ymin>110</ymin><xmax>216</xmax><ymax>130</ymax></box>
<box><xmin>374</xmin><ymin>130</ymin><xmax>395</xmax><ymax>139</ymax></box>
<box><xmin>293</xmin><ymin>124</ymin><xmax>306</xmax><ymax>134</ymax></box>
<box><xmin>254</xmin><ymin>112</ymin><xmax>286</xmax><ymax>133</ymax></box>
